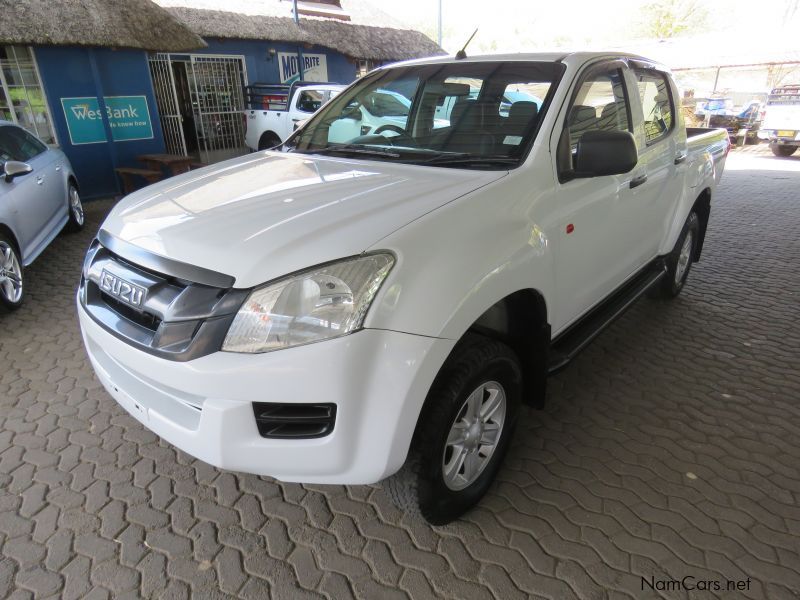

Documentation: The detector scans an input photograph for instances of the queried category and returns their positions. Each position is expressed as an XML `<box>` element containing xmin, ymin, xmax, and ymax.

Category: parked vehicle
<box><xmin>244</xmin><ymin>82</ymin><xmax>344</xmax><ymax>150</ymax></box>
<box><xmin>757</xmin><ymin>85</ymin><xmax>800</xmax><ymax>156</ymax></box>
<box><xmin>709</xmin><ymin>101</ymin><xmax>762</xmax><ymax>145</ymax></box>
<box><xmin>1</xmin><ymin>121</ymin><xmax>83</xmax><ymax>311</ymax></box>
<box><xmin>695</xmin><ymin>96</ymin><xmax>734</xmax><ymax>117</ymax></box>
<box><xmin>78</xmin><ymin>52</ymin><xmax>729</xmax><ymax>524</ymax></box>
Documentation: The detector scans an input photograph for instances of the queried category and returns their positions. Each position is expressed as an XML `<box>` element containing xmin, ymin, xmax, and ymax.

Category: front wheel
<box><xmin>65</xmin><ymin>183</ymin><xmax>84</xmax><ymax>232</ymax></box>
<box><xmin>771</xmin><ymin>144</ymin><xmax>797</xmax><ymax>157</ymax></box>
<box><xmin>0</xmin><ymin>235</ymin><xmax>24</xmax><ymax>311</ymax></box>
<box><xmin>384</xmin><ymin>335</ymin><xmax>521</xmax><ymax>525</ymax></box>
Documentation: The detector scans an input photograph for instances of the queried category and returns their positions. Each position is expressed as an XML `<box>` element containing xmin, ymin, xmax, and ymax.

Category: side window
<box><xmin>632</xmin><ymin>69</ymin><xmax>674</xmax><ymax>145</ymax></box>
<box><xmin>296</xmin><ymin>90</ymin><xmax>324</xmax><ymax>114</ymax></box>
<box><xmin>567</xmin><ymin>69</ymin><xmax>630</xmax><ymax>152</ymax></box>
<box><xmin>0</xmin><ymin>125</ymin><xmax>45</xmax><ymax>162</ymax></box>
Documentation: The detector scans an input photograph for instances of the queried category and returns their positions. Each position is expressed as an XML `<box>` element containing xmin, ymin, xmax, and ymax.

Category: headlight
<box><xmin>222</xmin><ymin>253</ymin><xmax>394</xmax><ymax>353</ymax></box>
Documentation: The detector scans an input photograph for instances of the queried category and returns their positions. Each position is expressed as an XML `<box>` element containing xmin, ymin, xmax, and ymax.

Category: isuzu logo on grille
<box><xmin>100</xmin><ymin>269</ymin><xmax>146</xmax><ymax>309</ymax></box>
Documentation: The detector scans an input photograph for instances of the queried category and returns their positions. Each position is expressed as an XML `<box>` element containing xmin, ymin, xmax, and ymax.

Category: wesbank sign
<box><xmin>60</xmin><ymin>96</ymin><xmax>154</xmax><ymax>145</ymax></box>
<box><xmin>278</xmin><ymin>52</ymin><xmax>329</xmax><ymax>84</ymax></box>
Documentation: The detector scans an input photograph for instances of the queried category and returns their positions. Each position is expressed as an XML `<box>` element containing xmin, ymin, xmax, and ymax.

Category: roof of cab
<box><xmin>385</xmin><ymin>51</ymin><xmax>658</xmax><ymax>70</ymax></box>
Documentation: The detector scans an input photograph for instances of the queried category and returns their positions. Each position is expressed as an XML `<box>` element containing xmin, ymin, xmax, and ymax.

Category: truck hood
<box><xmin>102</xmin><ymin>152</ymin><xmax>505</xmax><ymax>288</ymax></box>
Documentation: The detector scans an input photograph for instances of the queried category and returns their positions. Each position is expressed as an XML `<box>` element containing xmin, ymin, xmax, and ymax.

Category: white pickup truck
<box><xmin>78</xmin><ymin>52</ymin><xmax>728</xmax><ymax>525</ymax></box>
<box><xmin>757</xmin><ymin>84</ymin><xmax>800</xmax><ymax>156</ymax></box>
<box><xmin>244</xmin><ymin>82</ymin><xmax>344</xmax><ymax>150</ymax></box>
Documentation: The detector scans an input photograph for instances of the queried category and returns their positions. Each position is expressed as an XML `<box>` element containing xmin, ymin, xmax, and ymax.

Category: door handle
<box><xmin>629</xmin><ymin>174</ymin><xmax>648</xmax><ymax>189</ymax></box>
<box><xmin>55</xmin><ymin>165</ymin><xmax>62</xmax><ymax>172</ymax></box>
<box><xmin>674</xmin><ymin>152</ymin><xmax>687</xmax><ymax>165</ymax></box>
<box><xmin>36</xmin><ymin>176</ymin><xmax>44</xmax><ymax>186</ymax></box>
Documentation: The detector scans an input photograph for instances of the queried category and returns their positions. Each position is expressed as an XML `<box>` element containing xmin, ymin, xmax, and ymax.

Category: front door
<box><xmin>549</xmin><ymin>62</ymin><xmax>650</xmax><ymax>333</ymax></box>
<box><xmin>0</xmin><ymin>125</ymin><xmax>62</xmax><ymax>261</ymax></box>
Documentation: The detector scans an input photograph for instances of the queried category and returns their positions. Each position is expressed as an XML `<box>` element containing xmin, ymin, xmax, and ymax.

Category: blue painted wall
<box><xmin>35</xmin><ymin>46</ymin><xmax>166</xmax><ymax>199</ymax></box>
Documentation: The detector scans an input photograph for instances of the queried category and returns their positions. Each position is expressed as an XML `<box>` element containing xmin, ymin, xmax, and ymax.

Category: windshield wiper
<box><xmin>418</xmin><ymin>154</ymin><xmax>520</xmax><ymax>167</ymax></box>
<box><xmin>295</xmin><ymin>144</ymin><xmax>401</xmax><ymax>158</ymax></box>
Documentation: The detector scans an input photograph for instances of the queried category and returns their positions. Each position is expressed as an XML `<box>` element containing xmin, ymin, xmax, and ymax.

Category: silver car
<box><xmin>0</xmin><ymin>121</ymin><xmax>84</xmax><ymax>310</ymax></box>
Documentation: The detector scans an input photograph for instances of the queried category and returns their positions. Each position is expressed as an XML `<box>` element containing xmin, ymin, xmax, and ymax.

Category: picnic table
<box><xmin>136</xmin><ymin>153</ymin><xmax>195</xmax><ymax>176</ymax></box>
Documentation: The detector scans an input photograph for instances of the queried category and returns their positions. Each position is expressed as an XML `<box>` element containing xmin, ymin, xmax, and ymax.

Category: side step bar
<box><xmin>547</xmin><ymin>260</ymin><xmax>667</xmax><ymax>374</ymax></box>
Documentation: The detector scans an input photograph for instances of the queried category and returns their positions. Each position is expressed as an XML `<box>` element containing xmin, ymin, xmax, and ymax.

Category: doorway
<box><xmin>149</xmin><ymin>53</ymin><xmax>249</xmax><ymax>163</ymax></box>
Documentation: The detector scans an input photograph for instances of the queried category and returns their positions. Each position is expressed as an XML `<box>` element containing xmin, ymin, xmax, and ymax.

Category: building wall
<box><xmin>35</xmin><ymin>46</ymin><xmax>166</xmax><ymax>199</ymax></box>
<box><xmin>197</xmin><ymin>38</ymin><xmax>358</xmax><ymax>85</ymax></box>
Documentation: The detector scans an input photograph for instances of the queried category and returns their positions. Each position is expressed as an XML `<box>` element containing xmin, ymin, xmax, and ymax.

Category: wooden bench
<box><xmin>115</xmin><ymin>167</ymin><xmax>162</xmax><ymax>194</ymax></box>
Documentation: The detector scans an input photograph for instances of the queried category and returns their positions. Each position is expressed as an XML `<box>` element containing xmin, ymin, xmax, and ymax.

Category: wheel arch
<box><xmin>258</xmin><ymin>130</ymin><xmax>281</xmax><ymax>149</ymax></box>
<box><xmin>464</xmin><ymin>288</ymin><xmax>550</xmax><ymax>408</ymax></box>
<box><xmin>67</xmin><ymin>174</ymin><xmax>80</xmax><ymax>192</ymax></box>
<box><xmin>0</xmin><ymin>223</ymin><xmax>21</xmax><ymax>255</ymax></box>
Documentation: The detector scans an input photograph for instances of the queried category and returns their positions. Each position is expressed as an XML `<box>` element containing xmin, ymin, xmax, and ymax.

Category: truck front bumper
<box><xmin>78</xmin><ymin>302</ymin><xmax>455</xmax><ymax>484</ymax></box>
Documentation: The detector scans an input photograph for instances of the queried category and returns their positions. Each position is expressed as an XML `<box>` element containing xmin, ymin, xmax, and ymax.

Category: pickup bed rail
<box><xmin>245</xmin><ymin>81</ymin><xmax>336</xmax><ymax>111</ymax></box>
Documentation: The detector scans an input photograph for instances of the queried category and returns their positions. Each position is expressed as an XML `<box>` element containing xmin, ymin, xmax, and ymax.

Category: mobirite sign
<box><xmin>60</xmin><ymin>96</ymin><xmax>154</xmax><ymax>145</ymax></box>
<box><xmin>278</xmin><ymin>52</ymin><xmax>328</xmax><ymax>84</ymax></box>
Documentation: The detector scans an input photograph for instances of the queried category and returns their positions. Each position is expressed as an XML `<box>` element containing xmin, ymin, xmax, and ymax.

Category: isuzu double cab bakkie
<box><xmin>78</xmin><ymin>52</ymin><xmax>728</xmax><ymax>524</ymax></box>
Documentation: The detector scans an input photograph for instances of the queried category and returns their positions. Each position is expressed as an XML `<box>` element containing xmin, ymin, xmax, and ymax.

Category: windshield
<box><xmin>768</xmin><ymin>87</ymin><xmax>800</xmax><ymax>106</ymax></box>
<box><xmin>285</xmin><ymin>61</ymin><xmax>563</xmax><ymax>169</ymax></box>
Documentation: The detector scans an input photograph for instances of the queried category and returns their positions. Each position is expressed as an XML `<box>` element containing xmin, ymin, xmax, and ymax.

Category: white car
<box><xmin>0</xmin><ymin>121</ymin><xmax>83</xmax><ymax>311</ymax></box>
<box><xmin>78</xmin><ymin>52</ymin><xmax>728</xmax><ymax>524</ymax></box>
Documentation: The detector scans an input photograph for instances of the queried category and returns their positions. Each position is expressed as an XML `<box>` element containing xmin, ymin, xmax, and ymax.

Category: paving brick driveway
<box><xmin>1</xmin><ymin>147</ymin><xmax>799</xmax><ymax>599</ymax></box>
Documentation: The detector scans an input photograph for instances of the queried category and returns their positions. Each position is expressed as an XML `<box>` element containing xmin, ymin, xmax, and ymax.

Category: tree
<box><xmin>636</xmin><ymin>0</ymin><xmax>709</xmax><ymax>39</ymax></box>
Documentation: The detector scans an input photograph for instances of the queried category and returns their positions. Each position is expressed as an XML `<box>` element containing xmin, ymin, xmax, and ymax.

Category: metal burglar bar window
<box><xmin>0</xmin><ymin>45</ymin><xmax>57</xmax><ymax>144</ymax></box>
<box><xmin>189</xmin><ymin>55</ymin><xmax>248</xmax><ymax>164</ymax></box>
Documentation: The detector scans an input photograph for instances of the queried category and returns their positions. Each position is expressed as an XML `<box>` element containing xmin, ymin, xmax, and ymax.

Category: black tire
<box><xmin>771</xmin><ymin>144</ymin><xmax>797</xmax><ymax>157</ymax></box>
<box><xmin>649</xmin><ymin>211</ymin><xmax>700</xmax><ymax>299</ymax></box>
<box><xmin>258</xmin><ymin>132</ymin><xmax>281</xmax><ymax>151</ymax></box>
<box><xmin>0</xmin><ymin>233</ymin><xmax>24</xmax><ymax>311</ymax></box>
<box><xmin>65</xmin><ymin>182</ymin><xmax>85</xmax><ymax>233</ymax></box>
<box><xmin>384</xmin><ymin>334</ymin><xmax>522</xmax><ymax>525</ymax></box>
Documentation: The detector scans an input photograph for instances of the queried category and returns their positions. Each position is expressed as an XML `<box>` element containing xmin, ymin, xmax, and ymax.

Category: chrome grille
<box><xmin>80</xmin><ymin>236</ymin><xmax>246</xmax><ymax>362</ymax></box>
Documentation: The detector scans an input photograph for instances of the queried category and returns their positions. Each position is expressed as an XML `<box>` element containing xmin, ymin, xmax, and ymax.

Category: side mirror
<box><xmin>3</xmin><ymin>161</ymin><xmax>33</xmax><ymax>183</ymax></box>
<box><xmin>573</xmin><ymin>130</ymin><xmax>638</xmax><ymax>178</ymax></box>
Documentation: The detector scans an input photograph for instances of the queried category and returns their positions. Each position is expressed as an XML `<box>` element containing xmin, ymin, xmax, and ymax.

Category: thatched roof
<box><xmin>164</xmin><ymin>6</ymin><xmax>443</xmax><ymax>61</ymax></box>
<box><xmin>0</xmin><ymin>0</ymin><xmax>206</xmax><ymax>52</ymax></box>
<box><xmin>156</xmin><ymin>0</ymin><xmax>443</xmax><ymax>62</ymax></box>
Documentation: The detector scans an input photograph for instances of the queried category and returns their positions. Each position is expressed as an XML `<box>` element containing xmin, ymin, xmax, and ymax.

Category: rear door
<box><xmin>626</xmin><ymin>66</ymin><xmax>685</xmax><ymax>258</ymax></box>
<box><xmin>289</xmin><ymin>88</ymin><xmax>327</xmax><ymax>138</ymax></box>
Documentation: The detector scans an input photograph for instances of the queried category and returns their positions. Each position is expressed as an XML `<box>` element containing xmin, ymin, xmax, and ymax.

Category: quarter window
<box><xmin>0</xmin><ymin>46</ymin><xmax>56</xmax><ymax>144</ymax></box>
<box><xmin>632</xmin><ymin>69</ymin><xmax>674</xmax><ymax>144</ymax></box>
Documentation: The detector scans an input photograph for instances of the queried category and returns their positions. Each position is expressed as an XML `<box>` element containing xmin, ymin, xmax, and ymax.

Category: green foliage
<box><xmin>637</xmin><ymin>0</ymin><xmax>709</xmax><ymax>39</ymax></box>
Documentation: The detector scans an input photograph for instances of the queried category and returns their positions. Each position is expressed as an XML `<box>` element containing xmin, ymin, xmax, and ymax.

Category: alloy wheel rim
<box><xmin>70</xmin><ymin>187</ymin><xmax>84</xmax><ymax>226</ymax></box>
<box><xmin>675</xmin><ymin>231</ymin><xmax>693</xmax><ymax>285</ymax></box>
<box><xmin>442</xmin><ymin>380</ymin><xmax>507</xmax><ymax>491</ymax></box>
<box><xmin>0</xmin><ymin>242</ymin><xmax>23</xmax><ymax>303</ymax></box>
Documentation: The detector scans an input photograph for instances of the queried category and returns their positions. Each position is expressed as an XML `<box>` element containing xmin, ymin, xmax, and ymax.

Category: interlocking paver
<box><xmin>1</xmin><ymin>147</ymin><xmax>800</xmax><ymax>598</ymax></box>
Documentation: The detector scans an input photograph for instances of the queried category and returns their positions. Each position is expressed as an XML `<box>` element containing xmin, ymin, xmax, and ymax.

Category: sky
<box><xmin>367</xmin><ymin>0</ymin><xmax>800</xmax><ymax>54</ymax></box>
